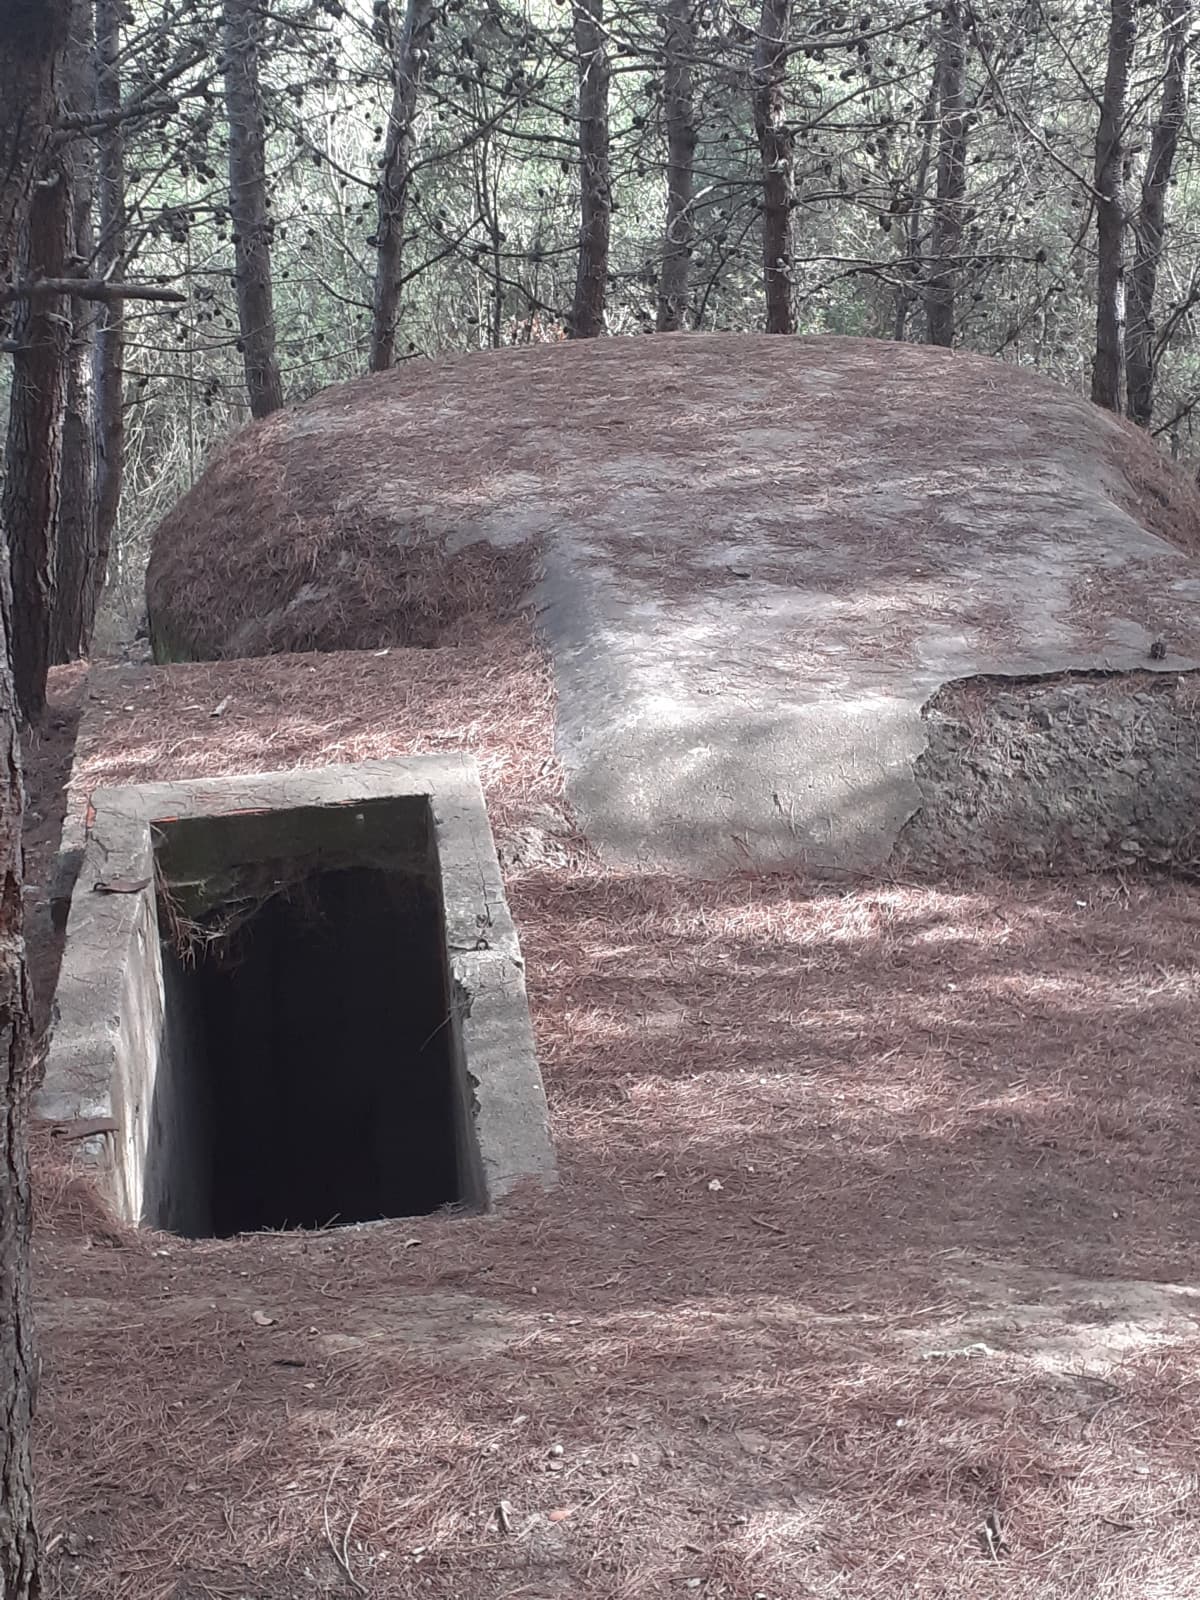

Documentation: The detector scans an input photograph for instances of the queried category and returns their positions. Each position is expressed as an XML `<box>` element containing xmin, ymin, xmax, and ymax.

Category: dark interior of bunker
<box><xmin>145</xmin><ymin>800</ymin><xmax>470</xmax><ymax>1237</ymax></box>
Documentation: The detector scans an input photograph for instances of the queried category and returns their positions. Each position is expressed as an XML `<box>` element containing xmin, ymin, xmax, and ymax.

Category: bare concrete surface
<box><xmin>922</xmin><ymin>1263</ymin><xmax>1200</xmax><ymax>1373</ymax></box>
<box><xmin>39</xmin><ymin>758</ymin><xmax>554</xmax><ymax>1227</ymax></box>
<box><xmin>147</xmin><ymin>334</ymin><xmax>1200</xmax><ymax>872</ymax></box>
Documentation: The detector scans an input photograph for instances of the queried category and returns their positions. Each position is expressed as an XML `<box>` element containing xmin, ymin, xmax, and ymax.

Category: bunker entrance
<box><xmin>149</xmin><ymin>797</ymin><xmax>474</xmax><ymax>1238</ymax></box>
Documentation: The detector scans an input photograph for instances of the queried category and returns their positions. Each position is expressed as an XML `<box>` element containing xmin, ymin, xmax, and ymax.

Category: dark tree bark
<box><xmin>0</xmin><ymin>2</ymin><xmax>66</xmax><ymax>284</ymax></box>
<box><xmin>369</xmin><ymin>0</ymin><xmax>435</xmax><ymax>372</ymax></box>
<box><xmin>52</xmin><ymin>0</ymin><xmax>100</xmax><ymax>664</ymax></box>
<box><xmin>1092</xmin><ymin>0</ymin><xmax>1137</xmax><ymax>412</ymax></box>
<box><xmin>893</xmin><ymin>69</ymin><xmax>938</xmax><ymax>341</ymax></box>
<box><xmin>0</xmin><ymin>1</ymin><xmax>65</xmax><ymax>1593</ymax></box>
<box><xmin>925</xmin><ymin>0</ymin><xmax>968</xmax><ymax>348</ymax></box>
<box><xmin>222</xmin><ymin>0</ymin><xmax>283</xmax><ymax>417</ymax></box>
<box><xmin>568</xmin><ymin>0</ymin><xmax>611</xmax><ymax>338</ymax></box>
<box><xmin>53</xmin><ymin>292</ymin><xmax>98</xmax><ymax>662</ymax></box>
<box><xmin>656</xmin><ymin>0</ymin><xmax>696</xmax><ymax>332</ymax></box>
<box><xmin>752</xmin><ymin>0</ymin><xmax>794</xmax><ymax>335</ymax></box>
<box><xmin>1126</xmin><ymin>0</ymin><xmax>1191</xmax><ymax>427</ymax></box>
<box><xmin>92</xmin><ymin>0</ymin><xmax>126</xmax><ymax>587</ymax></box>
<box><xmin>3</xmin><ymin>156</ymin><xmax>71</xmax><ymax>723</ymax></box>
<box><xmin>0</xmin><ymin>589</ymin><xmax>37</xmax><ymax>1600</ymax></box>
<box><xmin>0</xmin><ymin>574</ymin><xmax>37</xmax><ymax>1598</ymax></box>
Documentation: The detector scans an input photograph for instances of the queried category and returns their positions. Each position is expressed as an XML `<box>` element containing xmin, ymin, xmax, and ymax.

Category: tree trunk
<box><xmin>0</xmin><ymin>4</ymin><xmax>66</xmax><ymax>283</ymax></box>
<box><xmin>368</xmin><ymin>0</ymin><xmax>435</xmax><ymax>372</ymax></box>
<box><xmin>93</xmin><ymin>0</ymin><xmax>126</xmax><ymax>582</ymax></box>
<box><xmin>1091</xmin><ymin>0</ymin><xmax>1137</xmax><ymax>413</ymax></box>
<box><xmin>752</xmin><ymin>0</ymin><xmax>794</xmax><ymax>335</ymax></box>
<box><xmin>53</xmin><ymin>296</ymin><xmax>98</xmax><ymax>662</ymax></box>
<box><xmin>569</xmin><ymin>0</ymin><xmax>611</xmax><ymax>338</ymax></box>
<box><xmin>0</xmin><ymin>5</ymin><xmax>66</xmax><ymax>1596</ymax></box>
<box><xmin>52</xmin><ymin>0</ymin><xmax>99</xmax><ymax>664</ymax></box>
<box><xmin>222</xmin><ymin>0</ymin><xmax>283</xmax><ymax>418</ymax></box>
<box><xmin>3</xmin><ymin>166</ymin><xmax>71</xmax><ymax>723</ymax></box>
<box><xmin>0</xmin><ymin>564</ymin><xmax>38</xmax><ymax>1597</ymax></box>
<box><xmin>893</xmin><ymin>69</ymin><xmax>938</xmax><ymax>341</ymax></box>
<box><xmin>925</xmin><ymin>0</ymin><xmax>967</xmax><ymax>348</ymax></box>
<box><xmin>0</xmin><ymin>588</ymin><xmax>37</xmax><ymax>1600</ymax></box>
<box><xmin>656</xmin><ymin>0</ymin><xmax>696</xmax><ymax>332</ymax></box>
<box><xmin>1126</xmin><ymin>0</ymin><xmax>1191</xmax><ymax>427</ymax></box>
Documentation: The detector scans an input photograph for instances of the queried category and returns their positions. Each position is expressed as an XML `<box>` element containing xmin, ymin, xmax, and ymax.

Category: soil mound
<box><xmin>146</xmin><ymin>335</ymin><xmax>1200</xmax><ymax>873</ymax></box>
<box><xmin>146</xmin><ymin>334</ymin><xmax>1200</xmax><ymax>661</ymax></box>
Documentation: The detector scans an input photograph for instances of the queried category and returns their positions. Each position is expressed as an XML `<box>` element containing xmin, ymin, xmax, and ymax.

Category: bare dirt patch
<box><xmin>27</xmin><ymin>652</ymin><xmax>1200</xmax><ymax>1600</ymax></box>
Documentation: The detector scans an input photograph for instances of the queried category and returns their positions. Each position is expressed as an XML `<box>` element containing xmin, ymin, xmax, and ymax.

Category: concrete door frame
<box><xmin>38</xmin><ymin>757</ymin><xmax>555</xmax><ymax>1230</ymax></box>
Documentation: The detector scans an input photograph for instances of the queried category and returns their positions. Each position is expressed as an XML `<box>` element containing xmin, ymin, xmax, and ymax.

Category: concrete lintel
<box><xmin>91</xmin><ymin>755</ymin><xmax>465</xmax><ymax>825</ymax></box>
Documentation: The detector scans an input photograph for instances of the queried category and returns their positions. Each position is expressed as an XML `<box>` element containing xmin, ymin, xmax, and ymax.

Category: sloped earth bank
<box><xmin>145</xmin><ymin>334</ymin><xmax>1200</xmax><ymax>876</ymax></box>
<box><xmin>27</xmin><ymin>652</ymin><xmax>1200</xmax><ymax>1600</ymax></box>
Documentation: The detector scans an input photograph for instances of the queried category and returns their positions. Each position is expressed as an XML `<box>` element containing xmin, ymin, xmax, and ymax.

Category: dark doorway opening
<box><xmin>149</xmin><ymin>800</ymin><xmax>469</xmax><ymax>1237</ymax></box>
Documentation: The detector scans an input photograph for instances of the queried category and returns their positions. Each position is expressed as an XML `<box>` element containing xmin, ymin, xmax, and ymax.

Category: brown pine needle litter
<box><xmin>26</xmin><ymin>638</ymin><xmax>1200</xmax><ymax>1600</ymax></box>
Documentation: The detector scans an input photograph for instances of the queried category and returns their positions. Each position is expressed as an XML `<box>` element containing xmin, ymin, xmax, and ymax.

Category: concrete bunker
<box><xmin>40</xmin><ymin>759</ymin><xmax>555</xmax><ymax>1234</ymax></box>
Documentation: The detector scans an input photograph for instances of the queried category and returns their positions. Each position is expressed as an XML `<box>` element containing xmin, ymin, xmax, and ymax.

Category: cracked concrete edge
<box><xmin>39</xmin><ymin>756</ymin><xmax>555</xmax><ymax>1222</ymax></box>
<box><xmin>536</xmin><ymin>547</ymin><xmax>1200</xmax><ymax>877</ymax></box>
<box><xmin>451</xmin><ymin>954</ymin><xmax>554</xmax><ymax>1204</ymax></box>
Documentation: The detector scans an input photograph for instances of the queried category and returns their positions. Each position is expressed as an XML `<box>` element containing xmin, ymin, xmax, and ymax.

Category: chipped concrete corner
<box><xmin>38</xmin><ymin>757</ymin><xmax>555</xmax><ymax>1229</ymax></box>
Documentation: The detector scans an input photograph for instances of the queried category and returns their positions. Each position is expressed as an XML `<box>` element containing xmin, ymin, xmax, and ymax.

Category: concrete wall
<box><xmin>39</xmin><ymin>818</ymin><xmax>160</xmax><ymax>1223</ymax></box>
<box><xmin>141</xmin><ymin>953</ymin><xmax>214</xmax><ymax>1235</ymax></box>
<box><xmin>40</xmin><ymin>823</ymin><xmax>213</xmax><ymax>1231</ymax></box>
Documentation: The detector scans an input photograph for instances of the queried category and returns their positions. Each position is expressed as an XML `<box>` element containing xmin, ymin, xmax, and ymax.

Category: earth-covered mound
<box><xmin>146</xmin><ymin>334</ymin><xmax>1200</xmax><ymax>874</ymax></box>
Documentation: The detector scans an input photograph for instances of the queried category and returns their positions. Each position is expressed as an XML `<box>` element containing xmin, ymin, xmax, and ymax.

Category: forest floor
<box><xmin>23</xmin><ymin>644</ymin><xmax>1200</xmax><ymax>1600</ymax></box>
